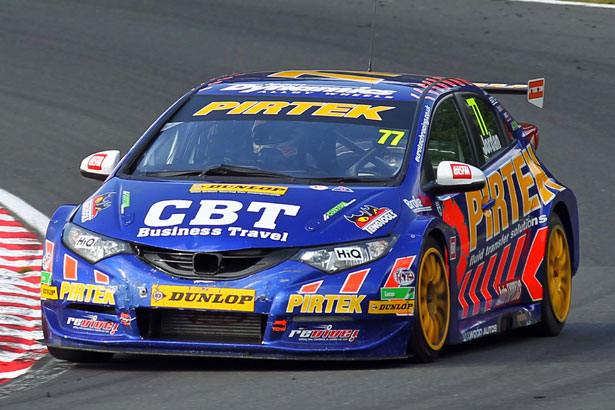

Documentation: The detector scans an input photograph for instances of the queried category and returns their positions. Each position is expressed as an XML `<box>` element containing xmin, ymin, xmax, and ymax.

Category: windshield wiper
<box><xmin>200</xmin><ymin>165</ymin><xmax>292</xmax><ymax>179</ymax></box>
<box><xmin>311</xmin><ymin>176</ymin><xmax>389</xmax><ymax>183</ymax></box>
<box><xmin>143</xmin><ymin>170</ymin><xmax>204</xmax><ymax>177</ymax></box>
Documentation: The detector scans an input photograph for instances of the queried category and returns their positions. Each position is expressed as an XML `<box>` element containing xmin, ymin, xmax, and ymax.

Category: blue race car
<box><xmin>41</xmin><ymin>70</ymin><xmax>579</xmax><ymax>362</ymax></box>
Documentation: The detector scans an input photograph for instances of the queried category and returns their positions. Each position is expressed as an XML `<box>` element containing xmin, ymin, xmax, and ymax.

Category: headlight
<box><xmin>62</xmin><ymin>223</ymin><xmax>133</xmax><ymax>264</ymax></box>
<box><xmin>293</xmin><ymin>236</ymin><xmax>398</xmax><ymax>274</ymax></box>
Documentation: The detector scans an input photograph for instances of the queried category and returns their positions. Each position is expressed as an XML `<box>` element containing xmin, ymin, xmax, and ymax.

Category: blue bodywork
<box><xmin>41</xmin><ymin>71</ymin><xmax>579</xmax><ymax>359</ymax></box>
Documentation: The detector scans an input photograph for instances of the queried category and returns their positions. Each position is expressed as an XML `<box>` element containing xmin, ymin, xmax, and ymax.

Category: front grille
<box><xmin>137</xmin><ymin>308</ymin><xmax>265</xmax><ymax>344</ymax></box>
<box><xmin>135</xmin><ymin>245</ymin><xmax>295</xmax><ymax>280</ymax></box>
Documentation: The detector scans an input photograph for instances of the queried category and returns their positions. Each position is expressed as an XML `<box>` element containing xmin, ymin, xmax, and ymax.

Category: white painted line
<box><xmin>0</xmin><ymin>250</ymin><xmax>43</xmax><ymax>257</ymax></box>
<box><xmin>0</xmin><ymin>227</ymin><xmax>30</xmax><ymax>233</ymax></box>
<box><xmin>0</xmin><ymin>238</ymin><xmax>40</xmax><ymax>245</ymax></box>
<box><xmin>512</xmin><ymin>0</ymin><xmax>615</xmax><ymax>8</ymax></box>
<box><xmin>0</xmin><ymin>188</ymin><xmax>50</xmax><ymax>237</ymax></box>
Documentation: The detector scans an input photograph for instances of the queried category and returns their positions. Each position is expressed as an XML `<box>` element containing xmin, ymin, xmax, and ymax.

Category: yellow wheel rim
<box><xmin>418</xmin><ymin>248</ymin><xmax>450</xmax><ymax>351</ymax></box>
<box><xmin>547</xmin><ymin>225</ymin><xmax>572</xmax><ymax>323</ymax></box>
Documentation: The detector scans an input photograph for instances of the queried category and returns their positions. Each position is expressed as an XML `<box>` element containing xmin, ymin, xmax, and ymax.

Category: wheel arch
<box><xmin>550</xmin><ymin>194</ymin><xmax>579</xmax><ymax>275</ymax></box>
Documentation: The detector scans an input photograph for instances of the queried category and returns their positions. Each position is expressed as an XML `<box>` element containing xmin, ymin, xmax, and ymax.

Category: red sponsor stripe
<box><xmin>427</xmin><ymin>89</ymin><xmax>439</xmax><ymax>96</ymax></box>
<box><xmin>63</xmin><ymin>254</ymin><xmax>78</xmax><ymax>280</ymax></box>
<box><xmin>299</xmin><ymin>280</ymin><xmax>323</xmax><ymax>294</ymax></box>
<box><xmin>431</xmin><ymin>85</ymin><xmax>446</xmax><ymax>91</ymax></box>
<box><xmin>383</xmin><ymin>256</ymin><xmax>415</xmax><ymax>288</ymax></box>
<box><xmin>0</xmin><ymin>302</ymin><xmax>41</xmax><ymax>310</ymax></box>
<box><xmin>411</xmin><ymin>93</ymin><xmax>421</xmax><ymax>99</ymax></box>
<box><xmin>0</xmin><ymin>361</ymin><xmax>37</xmax><ymax>373</ymax></box>
<box><xmin>0</xmin><ymin>232</ymin><xmax>38</xmax><ymax>239</ymax></box>
<box><xmin>94</xmin><ymin>270</ymin><xmax>110</xmax><ymax>285</ymax></box>
<box><xmin>339</xmin><ymin>269</ymin><xmax>370</xmax><ymax>293</ymax></box>
<box><xmin>0</xmin><ymin>323</ymin><xmax>40</xmax><ymax>332</ymax></box>
<box><xmin>0</xmin><ymin>292</ymin><xmax>41</xmax><ymax>301</ymax></box>
<box><xmin>480</xmin><ymin>254</ymin><xmax>498</xmax><ymax>311</ymax></box>
<box><xmin>0</xmin><ymin>243</ymin><xmax>42</xmax><ymax>251</ymax></box>
<box><xmin>522</xmin><ymin>227</ymin><xmax>548</xmax><ymax>301</ymax></box>
<box><xmin>11</xmin><ymin>284</ymin><xmax>41</xmax><ymax>294</ymax></box>
<box><xmin>19</xmin><ymin>276</ymin><xmax>42</xmax><ymax>285</ymax></box>
<box><xmin>440</xmin><ymin>80</ymin><xmax>457</xmax><ymax>88</ymax></box>
<box><xmin>506</xmin><ymin>234</ymin><xmax>527</xmax><ymax>282</ymax></box>
<box><xmin>0</xmin><ymin>264</ymin><xmax>41</xmax><ymax>272</ymax></box>
<box><xmin>0</xmin><ymin>220</ymin><xmax>23</xmax><ymax>227</ymax></box>
<box><xmin>458</xmin><ymin>272</ymin><xmax>472</xmax><ymax>318</ymax></box>
<box><xmin>0</xmin><ymin>254</ymin><xmax>42</xmax><ymax>262</ymax></box>
<box><xmin>0</xmin><ymin>336</ymin><xmax>41</xmax><ymax>346</ymax></box>
<box><xmin>469</xmin><ymin>263</ymin><xmax>484</xmax><ymax>315</ymax></box>
<box><xmin>0</xmin><ymin>314</ymin><xmax>40</xmax><ymax>322</ymax></box>
<box><xmin>424</xmin><ymin>96</ymin><xmax>435</xmax><ymax>101</ymax></box>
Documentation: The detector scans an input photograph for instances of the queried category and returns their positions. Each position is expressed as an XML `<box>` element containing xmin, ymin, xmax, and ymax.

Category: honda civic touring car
<box><xmin>40</xmin><ymin>70</ymin><xmax>579</xmax><ymax>362</ymax></box>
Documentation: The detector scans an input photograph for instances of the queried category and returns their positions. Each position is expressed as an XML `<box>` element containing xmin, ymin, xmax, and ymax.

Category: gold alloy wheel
<box><xmin>418</xmin><ymin>248</ymin><xmax>450</xmax><ymax>351</ymax></box>
<box><xmin>547</xmin><ymin>225</ymin><xmax>572</xmax><ymax>323</ymax></box>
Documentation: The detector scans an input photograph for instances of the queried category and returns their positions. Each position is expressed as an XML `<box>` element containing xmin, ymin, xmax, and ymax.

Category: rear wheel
<box><xmin>536</xmin><ymin>214</ymin><xmax>572</xmax><ymax>336</ymax></box>
<box><xmin>409</xmin><ymin>237</ymin><xmax>450</xmax><ymax>362</ymax></box>
<box><xmin>48</xmin><ymin>346</ymin><xmax>114</xmax><ymax>363</ymax></box>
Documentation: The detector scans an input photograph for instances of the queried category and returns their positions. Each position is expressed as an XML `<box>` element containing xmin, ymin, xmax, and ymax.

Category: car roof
<box><xmin>195</xmin><ymin>70</ymin><xmax>478</xmax><ymax>102</ymax></box>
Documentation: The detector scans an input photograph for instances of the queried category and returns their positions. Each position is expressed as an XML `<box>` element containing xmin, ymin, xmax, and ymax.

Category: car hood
<box><xmin>73</xmin><ymin>178</ymin><xmax>403</xmax><ymax>251</ymax></box>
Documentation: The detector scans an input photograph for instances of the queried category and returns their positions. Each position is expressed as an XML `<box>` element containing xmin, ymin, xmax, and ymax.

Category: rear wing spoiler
<box><xmin>474</xmin><ymin>78</ymin><xmax>545</xmax><ymax>108</ymax></box>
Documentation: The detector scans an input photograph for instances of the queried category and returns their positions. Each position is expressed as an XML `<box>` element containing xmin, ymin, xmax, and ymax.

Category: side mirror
<box><xmin>521</xmin><ymin>123</ymin><xmax>539</xmax><ymax>151</ymax></box>
<box><xmin>80</xmin><ymin>150</ymin><xmax>121</xmax><ymax>181</ymax></box>
<box><xmin>423</xmin><ymin>161</ymin><xmax>486</xmax><ymax>196</ymax></box>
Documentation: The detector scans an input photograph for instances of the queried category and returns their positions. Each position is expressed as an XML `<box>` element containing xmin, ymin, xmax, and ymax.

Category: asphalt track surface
<box><xmin>0</xmin><ymin>1</ymin><xmax>614</xmax><ymax>409</ymax></box>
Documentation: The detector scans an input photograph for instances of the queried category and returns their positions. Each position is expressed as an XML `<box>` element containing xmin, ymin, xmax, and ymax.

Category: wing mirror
<box><xmin>80</xmin><ymin>150</ymin><xmax>121</xmax><ymax>181</ymax></box>
<box><xmin>423</xmin><ymin>161</ymin><xmax>486</xmax><ymax>196</ymax></box>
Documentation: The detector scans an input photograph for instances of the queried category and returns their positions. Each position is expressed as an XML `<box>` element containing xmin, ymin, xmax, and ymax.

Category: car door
<box><xmin>419</xmin><ymin>94</ymin><xmax>484</xmax><ymax>319</ymax></box>
<box><xmin>453</xmin><ymin>91</ymin><xmax>539</xmax><ymax>318</ymax></box>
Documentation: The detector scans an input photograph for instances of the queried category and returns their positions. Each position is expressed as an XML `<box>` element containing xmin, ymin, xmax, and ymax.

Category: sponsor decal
<box><xmin>380</xmin><ymin>287</ymin><xmax>414</xmax><ymax>301</ymax></box>
<box><xmin>73</xmin><ymin>234</ymin><xmax>99</xmax><ymax>251</ymax></box>
<box><xmin>193</xmin><ymin>100</ymin><xmax>395</xmax><ymax>121</ymax></box>
<box><xmin>94</xmin><ymin>270</ymin><xmax>110</xmax><ymax>285</ymax></box>
<box><xmin>451</xmin><ymin>163</ymin><xmax>472</xmax><ymax>179</ymax></box>
<box><xmin>288</xmin><ymin>325</ymin><xmax>360</xmax><ymax>342</ymax></box>
<box><xmin>323</xmin><ymin>199</ymin><xmax>356</xmax><ymax>221</ymax></box>
<box><xmin>43</xmin><ymin>240</ymin><xmax>54</xmax><ymax>272</ymax></box>
<box><xmin>59</xmin><ymin>282</ymin><xmax>116</xmax><ymax>305</ymax></box>
<box><xmin>481</xmin><ymin>133</ymin><xmax>502</xmax><ymax>156</ymax></box>
<box><xmin>462</xmin><ymin>323</ymin><xmax>498</xmax><ymax>342</ymax></box>
<box><xmin>332</xmin><ymin>186</ymin><xmax>354</xmax><ymax>193</ymax></box>
<box><xmin>309</xmin><ymin>185</ymin><xmax>328</xmax><ymax>191</ymax></box>
<box><xmin>81</xmin><ymin>192</ymin><xmax>114</xmax><ymax>223</ymax></box>
<box><xmin>87</xmin><ymin>154</ymin><xmax>107</xmax><ymax>171</ymax></box>
<box><xmin>138</xmin><ymin>200</ymin><xmax>299</xmax><ymax>241</ymax></box>
<box><xmin>119</xmin><ymin>312</ymin><xmax>135</xmax><ymax>326</ymax></box>
<box><xmin>494</xmin><ymin>279</ymin><xmax>523</xmax><ymax>307</ymax></box>
<box><xmin>334</xmin><ymin>247</ymin><xmax>363</xmax><ymax>262</ymax></box>
<box><xmin>219</xmin><ymin>83</ymin><xmax>396</xmax><ymax>98</ymax></box>
<box><xmin>403</xmin><ymin>196</ymin><xmax>431</xmax><ymax>213</ymax></box>
<box><xmin>271</xmin><ymin>319</ymin><xmax>288</xmax><ymax>332</ymax></box>
<box><xmin>267</xmin><ymin>70</ymin><xmax>400</xmax><ymax>84</ymax></box>
<box><xmin>189</xmin><ymin>183</ymin><xmax>288</xmax><ymax>196</ymax></box>
<box><xmin>450</xmin><ymin>236</ymin><xmax>457</xmax><ymax>260</ymax></box>
<box><xmin>377</xmin><ymin>129</ymin><xmax>406</xmax><ymax>146</ymax></box>
<box><xmin>63</xmin><ymin>254</ymin><xmax>78</xmax><ymax>281</ymax></box>
<box><xmin>150</xmin><ymin>285</ymin><xmax>255</xmax><ymax>312</ymax></box>
<box><xmin>393</xmin><ymin>268</ymin><xmax>415</xmax><ymax>286</ymax></box>
<box><xmin>40</xmin><ymin>284</ymin><xmax>58</xmax><ymax>300</ymax></box>
<box><xmin>414</xmin><ymin>105</ymin><xmax>432</xmax><ymax>162</ymax></box>
<box><xmin>528</xmin><ymin>78</ymin><xmax>545</xmax><ymax>108</ymax></box>
<box><xmin>66</xmin><ymin>315</ymin><xmax>119</xmax><ymax>335</ymax></box>
<box><xmin>383</xmin><ymin>256</ymin><xmax>416</xmax><ymax>288</ymax></box>
<box><xmin>40</xmin><ymin>271</ymin><xmax>52</xmax><ymax>286</ymax></box>
<box><xmin>464</xmin><ymin>146</ymin><xmax>562</xmax><ymax>252</ymax></box>
<box><xmin>368</xmin><ymin>300</ymin><xmax>414</xmax><ymax>315</ymax></box>
<box><xmin>298</xmin><ymin>280</ymin><xmax>323</xmax><ymax>294</ymax></box>
<box><xmin>121</xmin><ymin>191</ymin><xmax>131</xmax><ymax>214</ymax></box>
<box><xmin>286</xmin><ymin>294</ymin><xmax>364</xmax><ymax>314</ymax></box>
<box><xmin>345</xmin><ymin>205</ymin><xmax>397</xmax><ymax>234</ymax></box>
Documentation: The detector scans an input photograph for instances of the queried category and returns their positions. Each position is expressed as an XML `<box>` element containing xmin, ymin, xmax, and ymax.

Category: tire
<box><xmin>409</xmin><ymin>237</ymin><xmax>451</xmax><ymax>363</ymax></box>
<box><xmin>48</xmin><ymin>346</ymin><xmax>114</xmax><ymax>363</ymax></box>
<box><xmin>535</xmin><ymin>214</ymin><xmax>572</xmax><ymax>336</ymax></box>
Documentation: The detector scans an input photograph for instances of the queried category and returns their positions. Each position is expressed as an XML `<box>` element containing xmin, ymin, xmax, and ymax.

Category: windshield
<box><xmin>128</xmin><ymin>95</ymin><xmax>417</xmax><ymax>183</ymax></box>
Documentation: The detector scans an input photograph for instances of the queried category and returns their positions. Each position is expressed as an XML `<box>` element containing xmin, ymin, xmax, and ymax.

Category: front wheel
<box><xmin>409</xmin><ymin>237</ymin><xmax>450</xmax><ymax>362</ymax></box>
<box><xmin>535</xmin><ymin>214</ymin><xmax>572</xmax><ymax>336</ymax></box>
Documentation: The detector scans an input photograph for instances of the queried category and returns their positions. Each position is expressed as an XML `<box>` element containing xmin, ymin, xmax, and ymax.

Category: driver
<box><xmin>251</xmin><ymin>121</ymin><xmax>306</xmax><ymax>170</ymax></box>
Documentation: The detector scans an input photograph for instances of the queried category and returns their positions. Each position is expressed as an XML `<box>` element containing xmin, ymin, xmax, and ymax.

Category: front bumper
<box><xmin>41</xmin><ymin>243</ymin><xmax>420</xmax><ymax>359</ymax></box>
